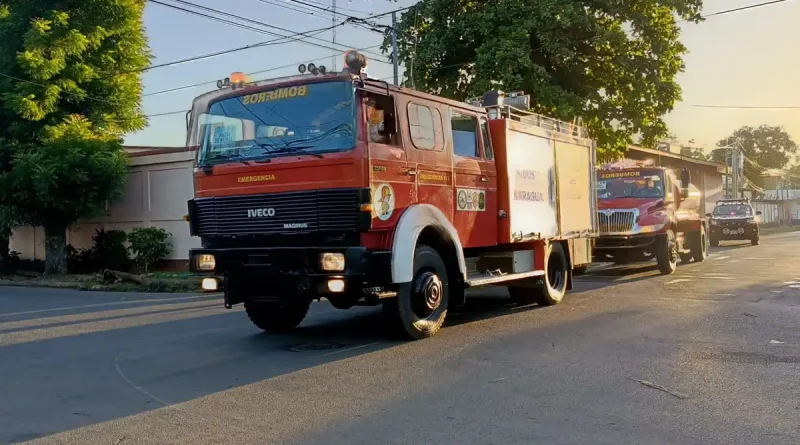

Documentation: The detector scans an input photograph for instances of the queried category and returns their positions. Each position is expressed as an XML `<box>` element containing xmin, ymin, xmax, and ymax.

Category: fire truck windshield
<box><xmin>195</xmin><ymin>80</ymin><xmax>355</xmax><ymax>165</ymax></box>
<box><xmin>597</xmin><ymin>171</ymin><xmax>665</xmax><ymax>199</ymax></box>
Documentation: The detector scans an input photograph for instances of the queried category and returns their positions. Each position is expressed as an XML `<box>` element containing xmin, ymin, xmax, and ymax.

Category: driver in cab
<box><xmin>365</xmin><ymin>98</ymin><xmax>388</xmax><ymax>144</ymax></box>
<box><xmin>632</xmin><ymin>178</ymin><xmax>663</xmax><ymax>198</ymax></box>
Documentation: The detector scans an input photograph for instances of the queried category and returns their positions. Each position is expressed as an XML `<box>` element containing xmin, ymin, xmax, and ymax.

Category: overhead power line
<box><xmin>150</xmin><ymin>0</ymin><xmax>387</xmax><ymax>61</ymax></box>
<box><xmin>692</xmin><ymin>104</ymin><xmax>800</xmax><ymax>109</ymax></box>
<box><xmin>144</xmin><ymin>43</ymin><xmax>383</xmax><ymax>97</ymax></box>
<box><xmin>704</xmin><ymin>0</ymin><xmax>791</xmax><ymax>17</ymax></box>
<box><xmin>139</xmin><ymin>25</ymin><xmax>337</xmax><ymax>73</ymax></box>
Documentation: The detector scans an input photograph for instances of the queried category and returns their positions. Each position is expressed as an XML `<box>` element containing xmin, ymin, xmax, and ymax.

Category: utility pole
<box><xmin>391</xmin><ymin>11</ymin><xmax>399</xmax><ymax>85</ymax></box>
<box><xmin>331</xmin><ymin>0</ymin><xmax>337</xmax><ymax>71</ymax></box>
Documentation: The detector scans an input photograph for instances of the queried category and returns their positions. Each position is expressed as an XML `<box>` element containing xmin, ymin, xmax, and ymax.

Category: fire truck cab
<box><xmin>186</xmin><ymin>52</ymin><xmax>597</xmax><ymax>339</ymax></box>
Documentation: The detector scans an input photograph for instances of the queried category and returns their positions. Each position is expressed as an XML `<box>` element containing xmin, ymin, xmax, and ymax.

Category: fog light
<box><xmin>196</xmin><ymin>254</ymin><xmax>216</xmax><ymax>271</ymax></box>
<box><xmin>320</xmin><ymin>253</ymin><xmax>345</xmax><ymax>271</ymax></box>
<box><xmin>201</xmin><ymin>278</ymin><xmax>218</xmax><ymax>291</ymax></box>
<box><xmin>327</xmin><ymin>279</ymin><xmax>345</xmax><ymax>293</ymax></box>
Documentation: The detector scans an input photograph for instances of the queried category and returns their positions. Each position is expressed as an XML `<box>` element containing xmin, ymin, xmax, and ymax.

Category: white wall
<box><xmin>10</xmin><ymin>150</ymin><xmax>200</xmax><ymax>261</ymax></box>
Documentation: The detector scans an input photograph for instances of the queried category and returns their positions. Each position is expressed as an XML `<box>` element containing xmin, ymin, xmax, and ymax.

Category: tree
<box><xmin>384</xmin><ymin>0</ymin><xmax>703</xmax><ymax>160</ymax></box>
<box><xmin>711</xmin><ymin>125</ymin><xmax>798</xmax><ymax>189</ymax></box>
<box><xmin>0</xmin><ymin>1</ymin><xmax>150</xmax><ymax>274</ymax></box>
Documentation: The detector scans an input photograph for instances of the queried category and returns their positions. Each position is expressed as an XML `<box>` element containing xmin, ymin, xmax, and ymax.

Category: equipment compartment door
<box><xmin>449</xmin><ymin>109</ymin><xmax>497</xmax><ymax>248</ymax></box>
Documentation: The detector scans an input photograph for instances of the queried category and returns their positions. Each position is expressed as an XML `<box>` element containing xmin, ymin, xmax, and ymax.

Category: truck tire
<box><xmin>751</xmin><ymin>236</ymin><xmax>760</xmax><ymax>246</ymax></box>
<box><xmin>710</xmin><ymin>237</ymin><xmax>719</xmax><ymax>248</ymax></box>
<box><xmin>656</xmin><ymin>229</ymin><xmax>678</xmax><ymax>275</ymax></box>
<box><xmin>508</xmin><ymin>242</ymin><xmax>567</xmax><ymax>307</ymax></box>
<box><xmin>244</xmin><ymin>299</ymin><xmax>311</xmax><ymax>334</ymax></box>
<box><xmin>690</xmin><ymin>225</ymin><xmax>709</xmax><ymax>262</ymax></box>
<box><xmin>382</xmin><ymin>245</ymin><xmax>449</xmax><ymax>340</ymax></box>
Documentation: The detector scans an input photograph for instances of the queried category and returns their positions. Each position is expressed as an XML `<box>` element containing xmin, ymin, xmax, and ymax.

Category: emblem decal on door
<box><xmin>456</xmin><ymin>188</ymin><xmax>486</xmax><ymax>212</ymax></box>
<box><xmin>373</xmin><ymin>183</ymin><xmax>395</xmax><ymax>221</ymax></box>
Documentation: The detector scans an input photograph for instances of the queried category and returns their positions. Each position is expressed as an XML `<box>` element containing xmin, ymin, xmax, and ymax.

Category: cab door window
<box><xmin>408</xmin><ymin>102</ymin><xmax>443</xmax><ymax>151</ymax></box>
<box><xmin>480</xmin><ymin>117</ymin><xmax>493</xmax><ymax>160</ymax></box>
<box><xmin>364</xmin><ymin>92</ymin><xmax>400</xmax><ymax>147</ymax></box>
<box><xmin>451</xmin><ymin>112</ymin><xmax>480</xmax><ymax>158</ymax></box>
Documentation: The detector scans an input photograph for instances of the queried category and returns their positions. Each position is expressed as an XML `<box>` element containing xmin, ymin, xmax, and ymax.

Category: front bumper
<box><xmin>593</xmin><ymin>234</ymin><xmax>659</xmax><ymax>250</ymax></box>
<box><xmin>709</xmin><ymin>225</ymin><xmax>758</xmax><ymax>240</ymax></box>
<box><xmin>189</xmin><ymin>247</ymin><xmax>392</xmax><ymax>306</ymax></box>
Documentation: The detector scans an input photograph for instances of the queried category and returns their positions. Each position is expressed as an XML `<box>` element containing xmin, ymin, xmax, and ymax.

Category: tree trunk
<box><xmin>0</xmin><ymin>233</ymin><xmax>9</xmax><ymax>274</ymax></box>
<box><xmin>44</xmin><ymin>225</ymin><xmax>67</xmax><ymax>275</ymax></box>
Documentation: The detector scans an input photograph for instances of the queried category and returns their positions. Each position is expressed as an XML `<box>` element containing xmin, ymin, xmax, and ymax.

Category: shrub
<box><xmin>128</xmin><ymin>227</ymin><xmax>172</xmax><ymax>273</ymax></box>
<box><xmin>92</xmin><ymin>229</ymin><xmax>130</xmax><ymax>271</ymax></box>
<box><xmin>66</xmin><ymin>245</ymin><xmax>96</xmax><ymax>274</ymax></box>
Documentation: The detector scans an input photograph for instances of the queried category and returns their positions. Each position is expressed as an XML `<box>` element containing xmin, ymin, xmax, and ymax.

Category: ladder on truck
<box><xmin>467</xmin><ymin>91</ymin><xmax>590</xmax><ymax>139</ymax></box>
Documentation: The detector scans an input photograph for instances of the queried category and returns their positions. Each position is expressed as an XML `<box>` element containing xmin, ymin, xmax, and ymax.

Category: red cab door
<box><xmin>449</xmin><ymin>108</ymin><xmax>497</xmax><ymax>248</ymax></box>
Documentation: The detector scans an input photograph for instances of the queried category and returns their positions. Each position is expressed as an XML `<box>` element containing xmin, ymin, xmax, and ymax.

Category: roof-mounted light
<box><xmin>600</xmin><ymin>158</ymin><xmax>655</xmax><ymax>170</ymax></box>
<box><xmin>217</xmin><ymin>72</ymin><xmax>249</xmax><ymax>90</ymax></box>
<box><xmin>298</xmin><ymin>63</ymin><xmax>328</xmax><ymax>76</ymax></box>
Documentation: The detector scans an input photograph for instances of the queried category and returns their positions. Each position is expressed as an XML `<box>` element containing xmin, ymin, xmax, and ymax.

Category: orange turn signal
<box><xmin>360</xmin><ymin>203</ymin><xmax>373</xmax><ymax>212</ymax></box>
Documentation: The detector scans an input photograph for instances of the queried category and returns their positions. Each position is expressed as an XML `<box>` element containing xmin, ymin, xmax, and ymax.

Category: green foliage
<box><xmin>0</xmin><ymin>0</ymin><xmax>149</xmax><ymax>274</ymax></box>
<box><xmin>384</xmin><ymin>0</ymin><xmax>703</xmax><ymax>159</ymax></box>
<box><xmin>2</xmin><ymin>128</ymin><xmax>129</xmax><ymax>230</ymax></box>
<box><xmin>710</xmin><ymin>125</ymin><xmax>798</xmax><ymax>189</ymax></box>
<box><xmin>128</xmin><ymin>227</ymin><xmax>172</xmax><ymax>273</ymax></box>
<box><xmin>0</xmin><ymin>0</ymin><xmax>151</xmax><ymax>142</ymax></box>
<box><xmin>91</xmin><ymin>228</ymin><xmax>130</xmax><ymax>270</ymax></box>
<box><xmin>66</xmin><ymin>229</ymin><xmax>129</xmax><ymax>273</ymax></box>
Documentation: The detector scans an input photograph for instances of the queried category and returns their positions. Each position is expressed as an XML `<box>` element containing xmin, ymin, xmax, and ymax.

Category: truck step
<box><xmin>465</xmin><ymin>270</ymin><xmax>545</xmax><ymax>288</ymax></box>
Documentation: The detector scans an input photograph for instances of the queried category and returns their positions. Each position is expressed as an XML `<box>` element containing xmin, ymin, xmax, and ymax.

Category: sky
<box><xmin>125</xmin><ymin>0</ymin><xmax>800</xmax><ymax>154</ymax></box>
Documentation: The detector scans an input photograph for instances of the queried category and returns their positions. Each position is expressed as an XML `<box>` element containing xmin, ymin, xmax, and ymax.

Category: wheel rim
<box><xmin>411</xmin><ymin>270</ymin><xmax>443</xmax><ymax>318</ymax></box>
<box><xmin>547</xmin><ymin>255</ymin><xmax>566</xmax><ymax>291</ymax></box>
<box><xmin>668</xmin><ymin>232</ymin><xmax>678</xmax><ymax>265</ymax></box>
<box><xmin>701</xmin><ymin>228</ymin><xmax>708</xmax><ymax>256</ymax></box>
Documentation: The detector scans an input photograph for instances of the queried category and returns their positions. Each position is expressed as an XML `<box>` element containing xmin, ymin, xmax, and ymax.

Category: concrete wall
<box><xmin>10</xmin><ymin>149</ymin><xmax>200</xmax><ymax>262</ymax></box>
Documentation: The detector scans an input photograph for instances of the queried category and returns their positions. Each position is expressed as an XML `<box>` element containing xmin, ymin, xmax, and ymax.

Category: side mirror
<box><xmin>680</xmin><ymin>168</ymin><xmax>691</xmax><ymax>188</ymax></box>
<box><xmin>756</xmin><ymin>210</ymin><xmax>763</xmax><ymax>216</ymax></box>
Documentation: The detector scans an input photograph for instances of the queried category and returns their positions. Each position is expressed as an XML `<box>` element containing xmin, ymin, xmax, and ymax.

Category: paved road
<box><xmin>2</xmin><ymin>232</ymin><xmax>800</xmax><ymax>445</ymax></box>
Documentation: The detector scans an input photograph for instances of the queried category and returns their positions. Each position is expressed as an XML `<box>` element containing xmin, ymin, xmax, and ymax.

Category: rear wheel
<box><xmin>690</xmin><ymin>226</ymin><xmax>709</xmax><ymax>262</ymax></box>
<box><xmin>656</xmin><ymin>230</ymin><xmax>678</xmax><ymax>275</ymax></box>
<box><xmin>382</xmin><ymin>245</ymin><xmax>449</xmax><ymax>340</ymax></box>
<box><xmin>508</xmin><ymin>242</ymin><xmax>568</xmax><ymax>307</ymax></box>
<box><xmin>245</xmin><ymin>298</ymin><xmax>311</xmax><ymax>334</ymax></box>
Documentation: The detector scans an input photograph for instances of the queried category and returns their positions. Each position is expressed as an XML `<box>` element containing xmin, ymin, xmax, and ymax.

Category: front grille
<box><xmin>194</xmin><ymin>189</ymin><xmax>361</xmax><ymax>236</ymax></box>
<box><xmin>598</xmin><ymin>210</ymin><xmax>636</xmax><ymax>233</ymax></box>
<box><xmin>718</xmin><ymin>219</ymin><xmax>747</xmax><ymax>227</ymax></box>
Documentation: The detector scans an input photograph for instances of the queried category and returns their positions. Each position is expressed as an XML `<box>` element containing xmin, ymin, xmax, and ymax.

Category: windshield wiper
<box><xmin>256</xmin><ymin>124</ymin><xmax>354</xmax><ymax>159</ymax></box>
<box><xmin>200</xmin><ymin>153</ymin><xmax>250</xmax><ymax>167</ymax></box>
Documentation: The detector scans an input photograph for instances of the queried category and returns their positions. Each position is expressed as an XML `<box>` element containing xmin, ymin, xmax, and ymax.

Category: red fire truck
<box><xmin>186</xmin><ymin>51</ymin><xmax>598</xmax><ymax>339</ymax></box>
<box><xmin>593</xmin><ymin>160</ymin><xmax>708</xmax><ymax>274</ymax></box>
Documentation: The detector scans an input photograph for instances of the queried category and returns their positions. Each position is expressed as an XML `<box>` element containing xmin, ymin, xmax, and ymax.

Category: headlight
<box><xmin>320</xmin><ymin>253</ymin><xmax>345</xmax><ymax>271</ymax></box>
<box><xmin>638</xmin><ymin>223</ymin><xmax>665</xmax><ymax>234</ymax></box>
<box><xmin>710</xmin><ymin>219</ymin><xmax>718</xmax><ymax>226</ymax></box>
<box><xmin>195</xmin><ymin>254</ymin><xmax>216</xmax><ymax>271</ymax></box>
<box><xmin>747</xmin><ymin>217</ymin><xmax>756</xmax><ymax>223</ymax></box>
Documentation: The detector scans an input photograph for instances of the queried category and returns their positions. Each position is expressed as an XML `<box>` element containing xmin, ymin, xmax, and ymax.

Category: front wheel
<box><xmin>751</xmin><ymin>236</ymin><xmax>760</xmax><ymax>246</ymax></box>
<box><xmin>383</xmin><ymin>245</ymin><xmax>449</xmax><ymax>340</ymax></box>
<box><xmin>245</xmin><ymin>298</ymin><xmax>311</xmax><ymax>334</ymax></box>
<box><xmin>508</xmin><ymin>242</ymin><xmax>568</xmax><ymax>307</ymax></box>
<box><xmin>690</xmin><ymin>226</ymin><xmax>709</xmax><ymax>262</ymax></box>
<box><xmin>656</xmin><ymin>230</ymin><xmax>678</xmax><ymax>275</ymax></box>
<box><xmin>710</xmin><ymin>236</ymin><xmax>719</xmax><ymax>247</ymax></box>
